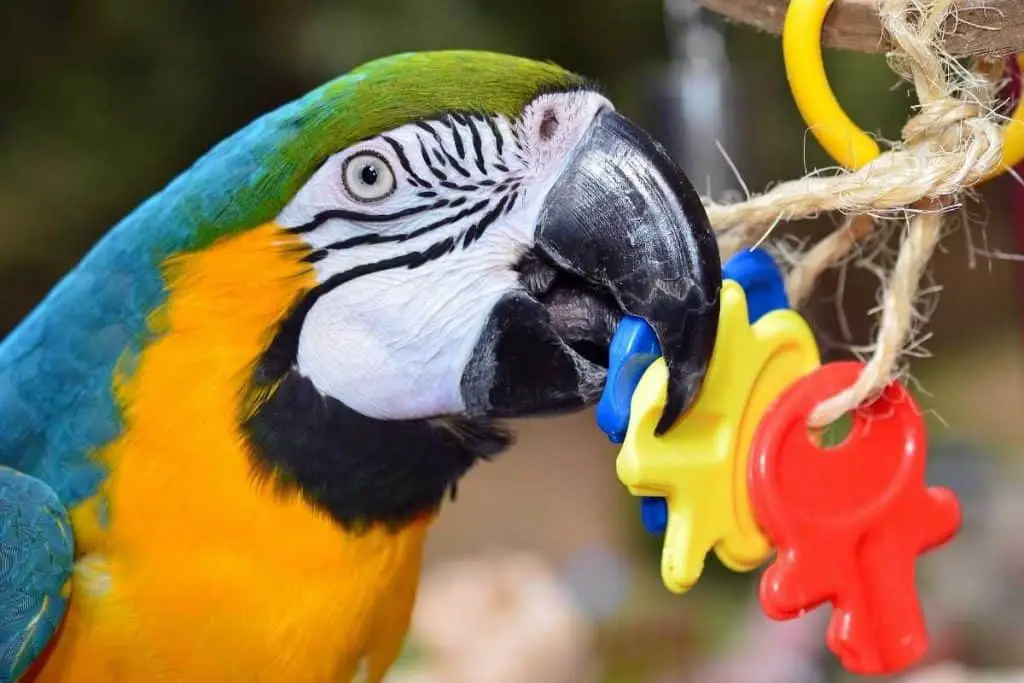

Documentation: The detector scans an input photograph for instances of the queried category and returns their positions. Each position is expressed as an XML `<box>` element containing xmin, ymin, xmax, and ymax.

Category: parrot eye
<box><xmin>342</xmin><ymin>152</ymin><xmax>396</xmax><ymax>202</ymax></box>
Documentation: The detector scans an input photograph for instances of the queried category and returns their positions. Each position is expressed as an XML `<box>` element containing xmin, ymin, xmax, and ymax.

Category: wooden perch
<box><xmin>698</xmin><ymin>0</ymin><xmax>1024</xmax><ymax>56</ymax></box>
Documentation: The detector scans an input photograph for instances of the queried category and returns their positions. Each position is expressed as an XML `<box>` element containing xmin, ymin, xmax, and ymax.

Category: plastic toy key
<box><xmin>596</xmin><ymin>316</ymin><xmax>661</xmax><ymax>445</ymax></box>
<box><xmin>597</xmin><ymin>249</ymin><xmax>793</xmax><ymax>535</ymax></box>
<box><xmin>595</xmin><ymin>317</ymin><xmax>667</xmax><ymax>536</ymax></box>
<box><xmin>616</xmin><ymin>280</ymin><xmax>820</xmax><ymax>593</ymax></box>
<box><xmin>721</xmin><ymin>248</ymin><xmax>790</xmax><ymax>323</ymax></box>
<box><xmin>749</xmin><ymin>361</ymin><xmax>962</xmax><ymax>675</ymax></box>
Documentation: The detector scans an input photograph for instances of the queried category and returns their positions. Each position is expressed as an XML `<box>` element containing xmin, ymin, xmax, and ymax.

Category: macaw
<box><xmin>0</xmin><ymin>50</ymin><xmax>721</xmax><ymax>682</ymax></box>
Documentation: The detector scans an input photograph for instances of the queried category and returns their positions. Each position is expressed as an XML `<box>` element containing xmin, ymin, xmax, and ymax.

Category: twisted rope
<box><xmin>703</xmin><ymin>0</ymin><xmax>1006</xmax><ymax>427</ymax></box>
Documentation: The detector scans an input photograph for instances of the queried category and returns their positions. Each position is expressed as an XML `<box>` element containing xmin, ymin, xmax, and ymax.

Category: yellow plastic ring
<box><xmin>783</xmin><ymin>0</ymin><xmax>1024</xmax><ymax>179</ymax></box>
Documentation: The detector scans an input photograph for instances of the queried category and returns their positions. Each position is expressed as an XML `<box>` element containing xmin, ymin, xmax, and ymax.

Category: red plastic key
<box><xmin>749</xmin><ymin>361</ymin><xmax>961</xmax><ymax>675</ymax></box>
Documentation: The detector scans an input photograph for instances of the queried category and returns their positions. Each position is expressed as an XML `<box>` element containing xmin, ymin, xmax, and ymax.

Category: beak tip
<box><xmin>655</xmin><ymin>283</ymin><xmax>722</xmax><ymax>435</ymax></box>
<box><xmin>655</xmin><ymin>363</ymin><xmax>702</xmax><ymax>435</ymax></box>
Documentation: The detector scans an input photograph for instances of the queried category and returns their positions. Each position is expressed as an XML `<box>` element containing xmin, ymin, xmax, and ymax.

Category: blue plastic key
<box><xmin>640</xmin><ymin>496</ymin><xmax>669</xmax><ymax>533</ymax></box>
<box><xmin>596</xmin><ymin>316</ymin><xmax>661</xmax><ymax>444</ymax></box>
<box><xmin>722</xmin><ymin>248</ymin><xmax>790</xmax><ymax>321</ymax></box>
<box><xmin>597</xmin><ymin>248</ymin><xmax>791</xmax><ymax>535</ymax></box>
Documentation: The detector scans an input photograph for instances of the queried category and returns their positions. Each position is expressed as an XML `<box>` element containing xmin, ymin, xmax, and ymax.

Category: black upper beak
<box><xmin>534</xmin><ymin>108</ymin><xmax>721</xmax><ymax>433</ymax></box>
<box><xmin>461</xmin><ymin>108</ymin><xmax>720</xmax><ymax>433</ymax></box>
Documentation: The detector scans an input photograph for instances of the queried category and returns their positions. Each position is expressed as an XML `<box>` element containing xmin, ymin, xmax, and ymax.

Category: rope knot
<box><xmin>898</xmin><ymin>96</ymin><xmax>1003</xmax><ymax>188</ymax></box>
<box><xmin>901</xmin><ymin>98</ymin><xmax>982</xmax><ymax>144</ymax></box>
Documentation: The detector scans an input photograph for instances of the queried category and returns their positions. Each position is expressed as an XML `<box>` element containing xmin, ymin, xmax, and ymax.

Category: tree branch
<box><xmin>699</xmin><ymin>0</ymin><xmax>1024</xmax><ymax>57</ymax></box>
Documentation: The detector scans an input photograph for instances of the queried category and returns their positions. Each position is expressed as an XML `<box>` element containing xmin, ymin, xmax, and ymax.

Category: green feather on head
<box><xmin>183</xmin><ymin>50</ymin><xmax>589</xmax><ymax>251</ymax></box>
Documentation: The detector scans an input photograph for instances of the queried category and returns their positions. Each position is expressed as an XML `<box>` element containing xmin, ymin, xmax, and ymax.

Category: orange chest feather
<box><xmin>32</xmin><ymin>224</ymin><xmax>431</xmax><ymax>683</ymax></box>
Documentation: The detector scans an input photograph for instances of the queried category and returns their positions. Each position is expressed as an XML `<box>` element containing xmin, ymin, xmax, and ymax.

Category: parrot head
<box><xmin>7</xmin><ymin>51</ymin><xmax>719</xmax><ymax>529</ymax></box>
<box><xmin>227</xmin><ymin>52</ymin><xmax>721</xmax><ymax>527</ymax></box>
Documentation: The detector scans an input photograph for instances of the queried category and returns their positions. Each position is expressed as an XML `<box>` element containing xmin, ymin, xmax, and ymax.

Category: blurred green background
<box><xmin>3</xmin><ymin>2</ymin><xmax>1022</xmax><ymax>682</ymax></box>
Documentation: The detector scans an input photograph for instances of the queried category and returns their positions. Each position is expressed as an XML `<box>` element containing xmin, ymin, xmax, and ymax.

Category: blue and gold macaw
<box><xmin>0</xmin><ymin>51</ymin><xmax>721</xmax><ymax>682</ymax></box>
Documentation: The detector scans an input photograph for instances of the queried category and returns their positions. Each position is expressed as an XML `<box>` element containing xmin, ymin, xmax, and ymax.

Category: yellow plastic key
<box><xmin>616</xmin><ymin>281</ymin><xmax>821</xmax><ymax>594</ymax></box>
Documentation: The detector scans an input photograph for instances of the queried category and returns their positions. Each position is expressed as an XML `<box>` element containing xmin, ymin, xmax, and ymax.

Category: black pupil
<box><xmin>360</xmin><ymin>163</ymin><xmax>379</xmax><ymax>186</ymax></box>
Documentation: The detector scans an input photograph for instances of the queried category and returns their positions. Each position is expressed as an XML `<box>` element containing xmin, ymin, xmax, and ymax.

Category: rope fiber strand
<box><xmin>704</xmin><ymin>0</ymin><xmax>1006</xmax><ymax>428</ymax></box>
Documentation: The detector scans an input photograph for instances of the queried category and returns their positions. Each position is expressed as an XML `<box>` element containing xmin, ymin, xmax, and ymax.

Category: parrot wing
<box><xmin>0</xmin><ymin>467</ymin><xmax>73</xmax><ymax>683</ymax></box>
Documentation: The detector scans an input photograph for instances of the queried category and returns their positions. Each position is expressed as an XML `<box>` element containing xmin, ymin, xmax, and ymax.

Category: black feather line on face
<box><xmin>416</xmin><ymin>121</ymin><xmax>453</xmax><ymax>163</ymax></box>
<box><xmin>418</xmin><ymin>135</ymin><xmax>449</xmax><ymax>180</ymax></box>
<box><xmin>383</xmin><ymin>135</ymin><xmax>430</xmax><ymax>188</ymax></box>
<box><xmin>311</xmin><ymin>199</ymin><xmax>491</xmax><ymax>254</ymax></box>
<box><xmin>288</xmin><ymin>199</ymin><xmax>450</xmax><ymax>233</ymax></box>
<box><xmin>467</xmin><ymin>117</ymin><xmax>487</xmax><ymax>175</ymax></box>
<box><xmin>483</xmin><ymin>115</ymin><xmax>504</xmax><ymax>157</ymax></box>
<box><xmin>440</xmin><ymin>180</ymin><xmax>479</xmax><ymax>192</ymax></box>
<box><xmin>440</xmin><ymin>149</ymin><xmax>470</xmax><ymax>178</ymax></box>
<box><xmin>445</xmin><ymin>114</ymin><xmax>467</xmax><ymax>159</ymax></box>
<box><xmin>462</xmin><ymin>194</ymin><xmax>509</xmax><ymax>248</ymax></box>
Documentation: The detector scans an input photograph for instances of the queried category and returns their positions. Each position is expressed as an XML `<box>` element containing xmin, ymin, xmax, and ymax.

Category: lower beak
<box><xmin>535</xmin><ymin>108</ymin><xmax>721</xmax><ymax>432</ymax></box>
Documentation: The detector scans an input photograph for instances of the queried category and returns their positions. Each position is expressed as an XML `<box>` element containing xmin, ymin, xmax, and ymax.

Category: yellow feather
<box><xmin>29</xmin><ymin>224</ymin><xmax>430</xmax><ymax>683</ymax></box>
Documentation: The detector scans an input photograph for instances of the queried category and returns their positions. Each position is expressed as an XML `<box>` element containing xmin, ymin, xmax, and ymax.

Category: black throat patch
<box><xmin>242</xmin><ymin>369</ymin><xmax>512</xmax><ymax>531</ymax></box>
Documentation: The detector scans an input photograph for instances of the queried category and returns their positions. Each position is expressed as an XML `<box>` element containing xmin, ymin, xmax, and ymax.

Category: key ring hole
<box><xmin>808</xmin><ymin>412</ymin><xmax>854</xmax><ymax>450</ymax></box>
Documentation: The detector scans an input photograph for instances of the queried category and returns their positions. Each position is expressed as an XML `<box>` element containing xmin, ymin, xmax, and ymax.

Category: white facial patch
<box><xmin>275</xmin><ymin>90</ymin><xmax>612</xmax><ymax>420</ymax></box>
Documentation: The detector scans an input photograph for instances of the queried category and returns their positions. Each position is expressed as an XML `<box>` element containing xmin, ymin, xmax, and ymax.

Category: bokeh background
<box><xmin>3</xmin><ymin>2</ymin><xmax>1023</xmax><ymax>682</ymax></box>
